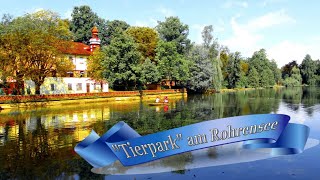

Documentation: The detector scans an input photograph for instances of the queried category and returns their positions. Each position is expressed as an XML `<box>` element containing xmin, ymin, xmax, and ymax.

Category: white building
<box><xmin>26</xmin><ymin>27</ymin><xmax>108</xmax><ymax>94</ymax></box>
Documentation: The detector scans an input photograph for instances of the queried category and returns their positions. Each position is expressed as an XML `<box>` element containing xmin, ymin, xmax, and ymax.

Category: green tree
<box><xmin>283</xmin><ymin>67</ymin><xmax>302</xmax><ymax>87</ymax></box>
<box><xmin>316</xmin><ymin>60</ymin><xmax>320</xmax><ymax>85</ymax></box>
<box><xmin>300</xmin><ymin>54</ymin><xmax>317</xmax><ymax>85</ymax></box>
<box><xmin>219</xmin><ymin>46</ymin><xmax>229</xmax><ymax>87</ymax></box>
<box><xmin>105</xmin><ymin>20</ymin><xmax>130</xmax><ymax>45</ymax></box>
<box><xmin>187</xmin><ymin>45</ymin><xmax>213</xmax><ymax>93</ymax></box>
<box><xmin>267</xmin><ymin>68</ymin><xmax>276</xmax><ymax>86</ymax></box>
<box><xmin>139</xmin><ymin>58</ymin><xmax>161</xmax><ymax>85</ymax></box>
<box><xmin>247</xmin><ymin>67</ymin><xmax>259</xmax><ymax>88</ymax></box>
<box><xmin>236</xmin><ymin>72</ymin><xmax>248</xmax><ymax>88</ymax></box>
<box><xmin>0</xmin><ymin>14</ymin><xmax>13</xmax><ymax>27</ymax></box>
<box><xmin>201</xmin><ymin>25</ymin><xmax>213</xmax><ymax>48</ymax></box>
<box><xmin>101</xmin><ymin>33</ymin><xmax>142</xmax><ymax>90</ymax></box>
<box><xmin>155</xmin><ymin>41</ymin><xmax>190</xmax><ymax>88</ymax></box>
<box><xmin>227</xmin><ymin>52</ymin><xmax>242</xmax><ymax>88</ymax></box>
<box><xmin>236</xmin><ymin>60</ymin><xmax>249</xmax><ymax>88</ymax></box>
<box><xmin>281</xmin><ymin>60</ymin><xmax>298</xmax><ymax>79</ymax></box>
<box><xmin>249</xmin><ymin>49</ymin><xmax>276</xmax><ymax>87</ymax></box>
<box><xmin>125</xmin><ymin>27</ymin><xmax>159</xmax><ymax>61</ymax></box>
<box><xmin>212</xmin><ymin>57</ymin><xmax>223</xmax><ymax>91</ymax></box>
<box><xmin>201</xmin><ymin>25</ymin><xmax>222</xmax><ymax>91</ymax></box>
<box><xmin>270</xmin><ymin>60</ymin><xmax>282</xmax><ymax>85</ymax></box>
<box><xmin>0</xmin><ymin>10</ymin><xmax>73</xmax><ymax>94</ymax></box>
<box><xmin>260</xmin><ymin>69</ymin><xmax>275</xmax><ymax>87</ymax></box>
<box><xmin>156</xmin><ymin>16</ymin><xmax>191</xmax><ymax>54</ymax></box>
<box><xmin>70</xmin><ymin>5</ymin><xmax>108</xmax><ymax>45</ymax></box>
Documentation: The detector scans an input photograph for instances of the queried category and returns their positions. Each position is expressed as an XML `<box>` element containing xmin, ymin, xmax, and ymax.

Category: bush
<box><xmin>0</xmin><ymin>88</ymin><xmax>4</xmax><ymax>95</ymax></box>
<box><xmin>283</xmin><ymin>77</ymin><xmax>301</xmax><ymax>87</ymax></box>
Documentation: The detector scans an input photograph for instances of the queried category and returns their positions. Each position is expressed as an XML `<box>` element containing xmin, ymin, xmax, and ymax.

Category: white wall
<box><xmin>68</xmin><ymin>55</ymin><xmax>88</xmax><ymax>71</ymax></box>
<box><xmin>25</xmin><ymin>77</ymin><xmax>108</xmax><ymax>95</ymax></box>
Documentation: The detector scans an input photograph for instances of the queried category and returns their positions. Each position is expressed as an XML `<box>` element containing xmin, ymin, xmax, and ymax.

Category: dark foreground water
<box><xmin>0</xmin><ymin>87</ymin><xmax>319</xmax><ymax>180</ymax></box>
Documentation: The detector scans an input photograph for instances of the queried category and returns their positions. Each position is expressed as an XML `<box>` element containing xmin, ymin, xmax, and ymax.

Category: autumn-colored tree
<box><xmin>87</xmin><ymin>50</ymin><xmax>106</xmax><ymax>89</ymax></box>
<box><xmin>0</xmin><ymin>10</ymin><xmax>74</xmax><ymax>94</ymax></box>
<box><xmin>125</xmin><ymin>27</ymin><xmax>159</xmax><ymax>61</ymax></box>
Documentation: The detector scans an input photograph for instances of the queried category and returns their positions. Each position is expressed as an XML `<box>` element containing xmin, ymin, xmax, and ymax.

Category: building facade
<box><xmin>26</xmin><ymin>27</ymin><xmax>108</xmax><ymax>94</ymax></box>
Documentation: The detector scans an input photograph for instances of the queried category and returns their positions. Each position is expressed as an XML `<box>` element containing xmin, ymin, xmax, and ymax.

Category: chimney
<box><xmin>89</xmin><ymin>26</ymin><xmax>101</xmax><ymax>51</ymax></box>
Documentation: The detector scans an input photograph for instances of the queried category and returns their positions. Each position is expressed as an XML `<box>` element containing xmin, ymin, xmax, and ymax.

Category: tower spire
<box><xmin>89</xmin><ymin>26</ymin><xmax>101</xmax><ymax>51</ymax></box>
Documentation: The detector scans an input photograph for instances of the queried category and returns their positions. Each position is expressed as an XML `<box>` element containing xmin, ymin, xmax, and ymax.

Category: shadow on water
<box><xmin>0</xmin><ymin>87</ymin><xmax>319</xmax><ymax>179</ymax></box>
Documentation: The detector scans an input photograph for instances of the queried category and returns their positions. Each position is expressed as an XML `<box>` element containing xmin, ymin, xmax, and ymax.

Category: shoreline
<box><xmin>0</xmin><ymin>86</ymin><xmax>285</xmax><ymax>111</ymax></box>
<box><xmin>0</xmin><ymin>90</ymin><xmax>187</xmax><ymax>111</ymax></box>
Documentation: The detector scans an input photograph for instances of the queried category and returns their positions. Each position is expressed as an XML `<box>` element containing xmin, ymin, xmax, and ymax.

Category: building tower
<box><xmin>89</xmin><ymin>26</ymin><xmax>101</xmax><ymax>51</ymax></box>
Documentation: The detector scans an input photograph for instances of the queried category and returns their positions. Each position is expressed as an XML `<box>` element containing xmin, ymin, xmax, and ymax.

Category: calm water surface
<box><xmin>0</xmin><ymin>87</ymin><xmax>319</xmax><ymax>179</ymax></box>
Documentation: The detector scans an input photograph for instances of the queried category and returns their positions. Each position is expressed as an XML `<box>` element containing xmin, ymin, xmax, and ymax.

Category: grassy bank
<box><xmin>0</xmin><ymin>90</ymin><xmax>187</xmax><ymax>110</ymax></box>
<box><xmin>215</xmin><ymin>85</ymin><xmax>284</xmax><ymax>93</ymax></box>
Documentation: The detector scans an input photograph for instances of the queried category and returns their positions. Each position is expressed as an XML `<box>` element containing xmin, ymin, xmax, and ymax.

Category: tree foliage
<box><xmin>202</xmin><ymin>25</ymin><xmax>213</xmax><ymax>48</ymax></box>
<box><xmin>187</xmin><ymin>45</ymin><xmax>213</xmax><ymax>93</ymax></box>
<box><xmin>283</xmin><ymin>67</ymin><xmax>302</xmax><ymax>87</ymax></box>
<box><xmin>87</xmin><ymin>50</ymin><xmax>105</xmax><ymax>81</ymax></box>
<box><xmin>247</xmin><ymin>67</ymin><xmax>259</xmax><ymax>88</ymax></box>
<box><xmin>227</xmin><ymin>52</ymin><xmax>242</xmax><ymax>89</ymax></box>
<box><xmin>270</xmin><ymin>60</ymin><xmax>282</xmax><ymax>85</ymax></box>
<box><xmin>201</xmin><ymin>25</ymin><xmax>222</xmax><ymax>91</ymax></box>
<box><xmin>2</xmin><ymin>7</ymin><xmax>318</xmax><ymax>94</ymax></box>
<box><xmin>155</xmin><ymin>40</ymin><xmax>190</xmax><ymax>85</ymax></box>
<box><xmin>248</xmin><ymin>49</ymin><xmax>276</xmax><ymax>87</ymax></box>
<box><xmin>139</xmin><ymin>58</ymin><xmax>161</xmax><ymax>85</ymax></box>
<box><xmin>281</xmin><ymin>60</ymin><xmax>298</xmax><ymax>79</ymax></box>
<box><xmin>105</xmin><ymin>20</ymin><xmax>130</xmax><ymax>45</ymax></box>
<box><xmin>156</xmin><ymin>16</ymin><xmax>191</xmax><ymax>54</ymax></box>
<box><xmin>70</xmin><ymin>5</ymin><xmax>108</xmax><ymax>45</ymax></box>
<box><xmin>101</xmin><ymin>33</ymin><xmax>142</xmax><ymax>90</ymax></box>
<box><xmin>300</xmin><ymin>54</ymin><xmax>317</xmax><ymax>85</ymax></box>
<box><xmin>0</xmin><ymin>10</ymin><xmax>73</xmax><ymax>94</ymax></box>
<box><xmin>126</xmin><ymin>27</ymin><xmax>159</xmax><ymax>61</ymax></box>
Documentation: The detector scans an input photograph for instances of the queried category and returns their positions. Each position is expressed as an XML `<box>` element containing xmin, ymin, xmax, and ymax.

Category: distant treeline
<box><xmin>1</xmin><ymin>6</ymin><xmax>319</xmax><ymax>94</ymax></box>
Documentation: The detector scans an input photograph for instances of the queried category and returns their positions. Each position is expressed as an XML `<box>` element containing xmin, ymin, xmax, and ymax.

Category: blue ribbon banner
<box><xmin>74</xmin><ymin>114</ymin><xmax>310</xmax><ymax>168</ymax></box>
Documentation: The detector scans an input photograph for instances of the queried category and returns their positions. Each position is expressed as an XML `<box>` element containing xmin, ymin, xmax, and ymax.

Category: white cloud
<box><xmin>268</xmin><ymin>40</ymin><xmax>320</xmax><ymax>67</ymax></box>
<box><xmin>215</xmin><ymin>19</ymin><xmax>225</xmax><ymax>33</ymax></box>
<box><xmin>134</xmin><ymin>17</ymin><xmax>158</xmax><ymax>27</ymax></box>
<box><xmin>191</xmin><ymin>24</ymin><xmax>206</xmax><ymax>44</ymax></box>
<box><xmin>63</xmin><ymin>9</ymin><xmax>72</xmax><ymax>20</ymax></box>
<box><xmin>221</xmin><ymin>10</ymin><xmax>295</xmax><ymax>59</ymax></box>
<box><xmin>222</xmin><ymin>1</ymin><xmax>248</xmax><ymax>8</ymax></box>
<box><xmin>246</xmin><ymin>9</ymin><xmax>295</xmax><ymax>30</ymax></box>
<box><xmin>157</xmin><ymin>7</ymin><xmax>174</xmax><ymax>17</ymax></box>
<box><xmin>261</xmin><ymin>0</ymin><xmax>286</xmax><ymax>7</ymax></box>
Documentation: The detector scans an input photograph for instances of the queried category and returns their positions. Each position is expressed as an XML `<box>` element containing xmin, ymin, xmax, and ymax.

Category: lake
<box><xmin>0</xmin><ymin>87</ymin><xmax>319</xmax><ymax>179</ymax></box>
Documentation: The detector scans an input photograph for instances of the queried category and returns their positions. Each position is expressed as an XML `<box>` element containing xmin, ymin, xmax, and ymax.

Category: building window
<box><xmin>68</xmin><ymin>83</ymin><xmax>72</xmax><ymax>90</ymax></box>
<box><xmin>94</xmin><ymin>83</ymin><xmax>101</xmax><ymax>90</ymax></box>
<box><xmin>76</xmin><ymin>83</ymin><xmax>82</xmax><ymax>91</ymax></box>
<box><xmin>80</xmin><ymin>71</ymin><xmax>84</xmax><ymax>77</ymax></box>
<box><xmin>50</xmin><ymin>84</ymin><xmax>55</xmax><ymax>91</ymax></box>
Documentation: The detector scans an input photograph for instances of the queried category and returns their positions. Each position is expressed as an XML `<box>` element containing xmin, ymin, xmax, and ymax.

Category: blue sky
<box><xmin>0</xmin><ymin>0</ymin><xmax>319</xmax><ymax>67</ymax></box>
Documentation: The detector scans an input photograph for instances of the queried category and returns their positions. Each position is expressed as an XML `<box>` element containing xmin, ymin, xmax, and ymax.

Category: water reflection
<box><xmin>0</xmin><ymin>87</ymin><xmax>319</xmax><ymax>178</ymax></box>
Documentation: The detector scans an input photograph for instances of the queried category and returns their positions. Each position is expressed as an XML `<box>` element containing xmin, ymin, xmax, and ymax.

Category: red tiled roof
<box><xmin>59</xmin><ymin>42</ymin><xmax>92</xmax><ymax>56</ymax></box>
